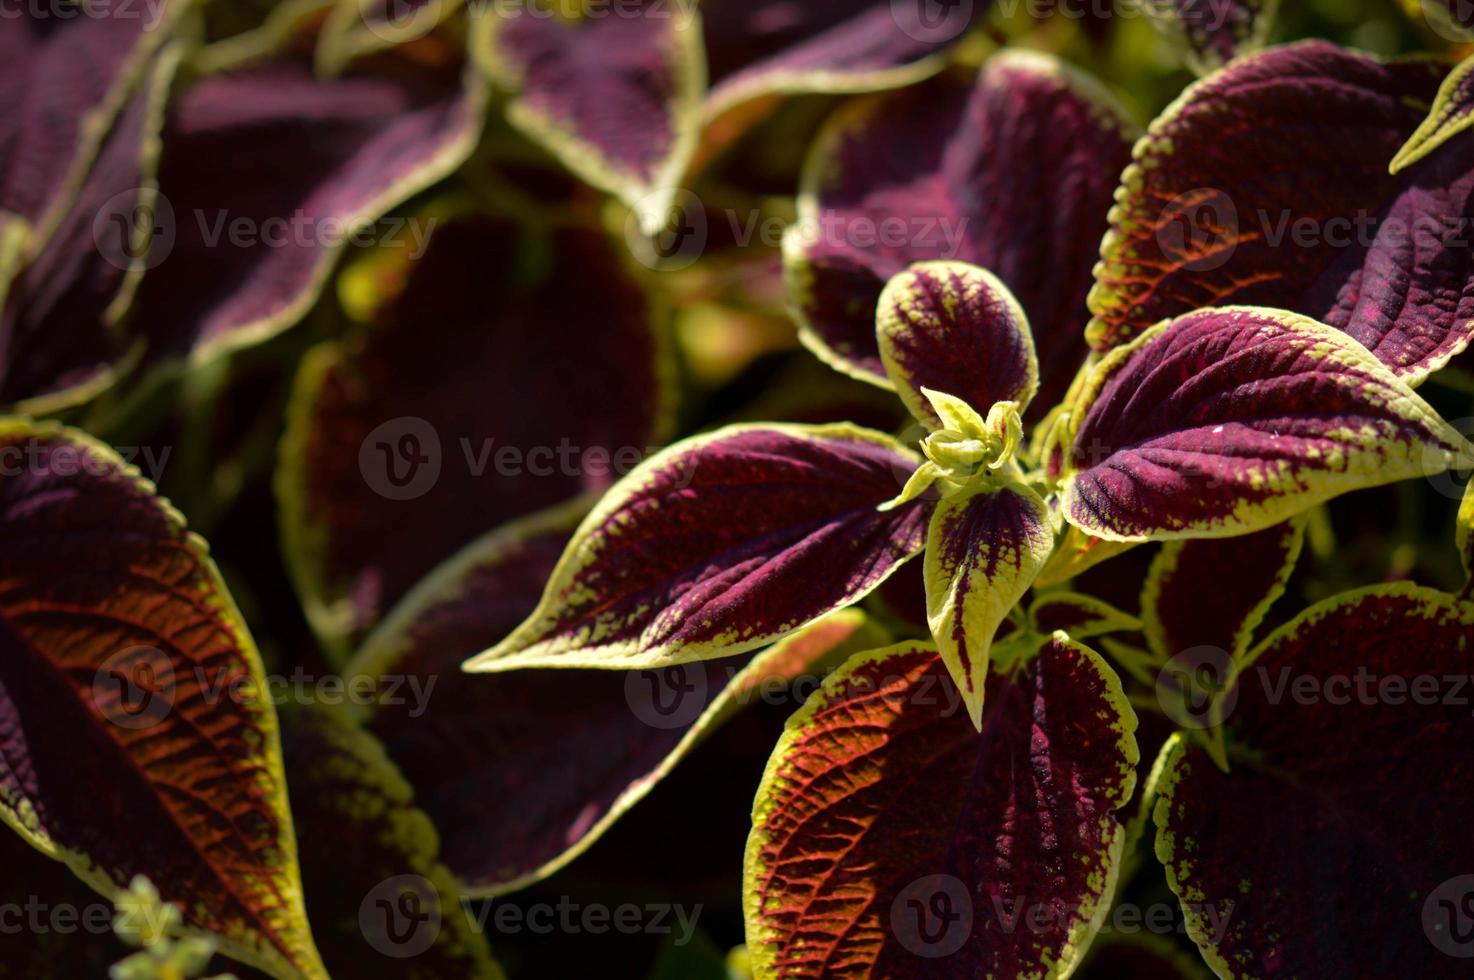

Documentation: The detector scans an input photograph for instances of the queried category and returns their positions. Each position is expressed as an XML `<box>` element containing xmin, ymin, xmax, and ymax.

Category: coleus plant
<box><xmin>7</xmin><ymin>0</ymin><xmax>1474</xmax><ymax>978</ymax></box>
<box><xmin>460</xmin><ymin>40</ymin><xmax>1474</xmax><ymax>980</ymax></box>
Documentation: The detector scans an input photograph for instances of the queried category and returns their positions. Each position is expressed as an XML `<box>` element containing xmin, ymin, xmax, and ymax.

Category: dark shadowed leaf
<box><xmin>745</xmin><ymin>639</ymin><xmax>1138</xmax><ymax>978</ymax></box>
<box><xmin>1088</xmin><ymin>42</ymin><xmax>1474</xmax><ymax>383</ymax></box>
<box><xmin>1151</xmin><ymin>584</ymin><xmax>1474</xmax><ymax>977</ymax></box>
<box><xmin>1141</xmin><ymin>518</ymin><xmax>1304</xmax><ymax>662</ymax></box>
<box><xmin>0</xmin><ymin>830</ymin><xmax>131</xmax><ymax>977</ymax></box>
<box><xmin>464</xmin><ymin>423</ymin><xmax>930</xmax><ymax>673</ymax></box>
<box><xmin>0</xmin><ymin>421</ymin><xmax>323</xmax><ymax>979</ymax></box>
<box><xmin>786</xmin><ymin>52</ymin><xmax>1134</xmax><ymax>419</ymax></box>
<box><xmin>1063</xmin><ymin>307</ymin><xmax>1472</xmax><ymax>540</ymax></box>
<box><xmin>278</xmin><ymin>213</ymin><xmax>673</xmax><ymax>656</ymax></box>
<box><xmin>0</xmin><ymin>46</ymin><xmax>177</xmax><ymax>411</ymax></box>
<box><xmin>350</xmin><ymin>501</ymin><xmax>889</xmax><ymax>894</ymax></box>
<box><xmin>1029</xmin><ymin>592</ymin><xmax>1141</xmax><ymax>641</ymax></box>
<box><xmin>0</xmin><ymin>0</ymin><xmax>185</xmax><ymax>237</ymax></box>
<box><xmin>280</xmin><ymin>707</ymin><xmax>503</xmax><ymax>978</ymax></box>
<box><xmin>1079</xmin><ymin>933</ymin><xmax>1213</xmax><ymax>979</ymax></box>
<box><xmin>130</xmin><ymin>43</ymin><xmax>486</xmax><ymax>367</ymax></box>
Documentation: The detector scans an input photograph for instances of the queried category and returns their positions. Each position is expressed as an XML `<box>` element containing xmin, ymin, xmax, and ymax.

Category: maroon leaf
<box><xmin>1063</xmin><ymin>307</ymin><xmax>1473</xmax><ymax>540</ymax></box>
<box><xmin>479</xmin><ymin>0</ymin><xmax>704</xmax><ymax>232</ymax></box>
<box><xmin>701</xmin><ymin>0</ymin><xmax>977</xmax><ymax>116</ymax></box>
<box><xmin>0</xmin><ymin>45</ymin><xmax>179</xmax><ymax>410</ymax></box>
<box><xmin>787</xmin><ymin>52</ymin><xmax>1134</xmax><ymax>419</ymax></box>
<box><xmin>1151</xmin><ymin>584</ymin><xmax>1474</xmax><ymax>977</ymax></box>
<box><xmin>0</xmin><ymin>0</ymin><xmax>184</xmax><ymax>234</ymax></box>
<box><xmin>877</xmin><ymin>262</ymin><xmax>1038</xmax><ymax>430</ymax></box>
<box><xmin>1088</xmin><ymin>41</ymin><xmax>1474</xmax><ymax>382</ymax></box>
<box><xmin>745</xmin><ymin>638</ymin><xmax>1138</xmax><ymax>977</ymax></box>
<box><xmin>278</xmin><ymin>213</ymin><xmax>673</xmax><ymax>655</ymax></box>
<box><xmin>464</xmin><ymin>424</ymin><xmax>930</xmax><ymax>673</ymax></box>
<box><xmin>130</xmin><ymin>46</ymin><xmax>485</xmax><ymax>365</ymax></box>
<box><xmin>280</xmin><ymin>707</ymin><xmax>503</xmax><ymax>978</ymax></box>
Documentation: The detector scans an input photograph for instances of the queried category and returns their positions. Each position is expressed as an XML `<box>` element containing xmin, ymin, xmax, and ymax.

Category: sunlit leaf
<box><xmin>464</xmin><ymin>423</ymin><xmax>930</xmax><ymax>673</ymax></box>
<box><xmin>745</xmin><ymin>638</ymin><xmax>1138</xmax><ymax>978</ymax></box>
<box><xmin>1063</xmin><ymin>307</ymin><xmax>1473</xmax><ymax>540</ymax></box>
<box><xmin>1088</xmin><ymin>41</ymin><xmax>1474</xmax><ymax>383</ymax></box>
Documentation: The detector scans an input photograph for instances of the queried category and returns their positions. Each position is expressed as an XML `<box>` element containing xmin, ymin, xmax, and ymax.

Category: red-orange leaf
<box><xmin>0</xmin><ymin>421</ymin><xmax>323</xmax><ymax>979</ymax></box>
<box><xmin>745</xmin><ymin>639</ymin><xmax>1138</xmax><ymax>978</ymax></box>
